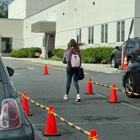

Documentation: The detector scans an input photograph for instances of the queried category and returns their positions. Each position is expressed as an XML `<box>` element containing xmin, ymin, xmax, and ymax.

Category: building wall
<box><xmin>134</xmin><ymin>0</ymin><xmax>140</xmax><ymax>38</ymax></box>
<box><xmin>8</xmin><ymin>0</ymin><xmax>26</xmax><ymax>19</ymax></box>
<box><xmin>0</xmin><ymin>19</ymin><xmax>23</xmax><ymax>50</ymax></box>
<box><xmin>8</xmin><ymin>0</ymin><xmax>65</xmax><ymax>19</ymax></box>
<box><xmin>23</xmin><ymin>4</ymin><xmax>57</xmax><ymax>48</ymax></box>
<box><xmin>55</xmin><ymin>0</ymin><xmax>135</xmax><ymax>49</ymax></box>
<box><xmin>6</xmin><ymin>0</ymin><xmax>140</xmax><ymax>51</ymax></box>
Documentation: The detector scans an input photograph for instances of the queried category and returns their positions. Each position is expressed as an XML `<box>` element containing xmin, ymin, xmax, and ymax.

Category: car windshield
<box><xmin>135</xmin><ymin>42</ymin><xmax>140</xmax><ymax>50</ymax></box>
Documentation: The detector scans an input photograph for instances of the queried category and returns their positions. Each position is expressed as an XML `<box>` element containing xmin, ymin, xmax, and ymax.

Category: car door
<box><xmin>132</xmin><ymin>64</ymin><xmax>140</xmax><ymax>92</ymax></box>
<box><xmin>124</xmin><ymin>40</ymin><xmax>133</xmax><ymax>57</ymax></box>
<box><xmin>133</xmin><ymin>41</ymin><xmax>140</xmax><ymax>62</ymax></box>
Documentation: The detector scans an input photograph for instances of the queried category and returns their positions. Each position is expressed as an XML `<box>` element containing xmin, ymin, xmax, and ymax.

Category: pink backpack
<box><xmin>68</xmin><ymin>50</ymin><xmax>81</xmax><ymax>68</ymax></box>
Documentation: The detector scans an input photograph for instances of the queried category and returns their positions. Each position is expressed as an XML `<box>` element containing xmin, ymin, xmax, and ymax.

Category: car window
<box><xmin>135</xmin><ymin>42</ymin><xmax>140</xmax><ymax>50</ymax></box>
<box><xmin>127</xmin><ymin>41</ymin><xmax>132</xmax><ymax>48</ymax></box>
<box><xmin>121</xmin><ymin>41</ymin><xmax>127</xmax><ymax>50</ymax></box>
<box><xmin>131</xmin><ymin>41</ymin><xmax>135</xmax><ymax>48</ymax></box>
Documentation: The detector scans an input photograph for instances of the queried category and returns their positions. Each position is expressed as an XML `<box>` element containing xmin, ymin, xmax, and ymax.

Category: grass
<box><xmin>43</xmin><ymin>57</ymin><xmax>62</xmax><ymax>61</ymax></box>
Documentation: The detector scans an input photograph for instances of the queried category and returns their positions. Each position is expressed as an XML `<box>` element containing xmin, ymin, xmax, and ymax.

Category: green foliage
<box><xmin>10</xmin><ymin>47</ymin><xmax>42</xmax><ymax>58</ymax></box>
<box><xmin>52</xmin><ymin>48</ymin><xmax>65</xmax><ymax>58</ymax></box>
<box><xmin>2</xmin><ymin>49</ymin><xmax>12</xmax><ymax>53</ymax></box>
<box><xmin>51</xmin><ymin>47</ymin><xmax>115</xmax><ymax>64</ymax></box>
<box><xmin>10</xmin><ymin>46</ymin><xmax>115</xmax><ymax>64</ymax></box>
<box><xmin>81</xmin><ymin>47</ymin><xmax>115</xmax><ymax>64</ymax></box>
<box><xmin>44</xmin><ymin>57</ymin><xmax>62</xmax><ymax>61</ymax></box>
<box><xmin>0</xmin><ymin>0</ymin><xmax>8</xmax><ymax>18</ymax></box>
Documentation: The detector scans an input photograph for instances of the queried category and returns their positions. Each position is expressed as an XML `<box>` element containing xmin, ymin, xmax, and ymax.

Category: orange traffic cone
<box><xmin>22</xmin><ymin>92</ymin><xmax>32</xmax><ymax>116</ymax></box>
<box><xmin>43</xmin><ymin>105</ymin><xmax>61</xmax><ymax>136</ymax></box>
<box><xmin>85</xmin><ymin>78</ymin><xmax>94</xmax><ymax>94</ymax></box>
<box><xmin>89</xmin><ymin>129</ymin><xmax>98</xmax><ymax>140</ymax></box>
<box><xmin>108</xmin><ymin>84</ymin><xmax>120</xmax><ymax>103</ymax></box>
<box><xmin>43</xmin><ymin>65</ymin><xmax>49</xmax><ymax>75</ymax></box>
<box><xmin>122</xmin><ymin>55</ymin><xmax>128</xmax><ymax>70</ymax></box>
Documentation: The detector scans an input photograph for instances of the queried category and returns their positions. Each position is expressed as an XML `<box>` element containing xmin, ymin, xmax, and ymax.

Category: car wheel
<box><xmin>128</xmin><ymin>58</ymin><xmax>132</xmax><ymax>66</ymax></box>
<box><xmin>111</xmin><ymin>57</ymin><xmax>118</xmax><ymax>68</ymax></box>
<box><xmin>125</xmin><ymin>74</ymin><xmax>135</xmax><ymax>98</ymax></box>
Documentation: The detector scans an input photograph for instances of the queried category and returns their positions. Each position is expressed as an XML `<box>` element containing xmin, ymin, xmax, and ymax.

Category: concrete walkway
<box><xmin>3</xmin><ymin>57</ymin><xmax>123</xmax><ymax>74</ymax></box>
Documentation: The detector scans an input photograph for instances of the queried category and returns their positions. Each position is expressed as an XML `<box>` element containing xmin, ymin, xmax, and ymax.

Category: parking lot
<box><xmin>4</xmin><ymin>58</ymin><xmax>140</xmax><ymax>140</ymax></box>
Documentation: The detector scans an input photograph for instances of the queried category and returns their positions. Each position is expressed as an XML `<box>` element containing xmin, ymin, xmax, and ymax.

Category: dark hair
<box><xmin>67</xmin><ymin>39</ymin><xmax>85</xmax><ymax>51</ymax></box>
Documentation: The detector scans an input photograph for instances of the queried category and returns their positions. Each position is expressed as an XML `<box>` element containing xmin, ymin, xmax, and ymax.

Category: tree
<box><xmin>0</xmin><ymin>0</ymin><xmax>9</xmax><ymax>18</ymax></box>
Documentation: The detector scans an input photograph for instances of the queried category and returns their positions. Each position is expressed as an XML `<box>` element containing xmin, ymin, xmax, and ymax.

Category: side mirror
<box><xmin>115</xmin><ymin>46</ymin><xmax>120</xmax><ymax>50</ymax></box>
<box><xmin>6</xmin><ymin>66</ymin><xmax>14</xmax><ymax>77</ymax></box>
<box><xmin>136</xmin><ymin>56</ymin><xmax>140</xmax><ymax>63</ymax></box>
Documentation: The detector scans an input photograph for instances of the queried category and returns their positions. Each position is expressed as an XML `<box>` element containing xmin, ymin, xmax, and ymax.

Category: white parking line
<box><xmin>27</xmin><ymin>67</ymin><xmax>35</xmax><ymax>69</ymax></box>
<box><xmin>121</xmin><ymin>102</ymin><xmax>140</xmax><ymax>111</ymax></box>
<box><xmin>96</xmin><ymin>93</ymin><xmax>140</xmax><ymax>111</ymax></box>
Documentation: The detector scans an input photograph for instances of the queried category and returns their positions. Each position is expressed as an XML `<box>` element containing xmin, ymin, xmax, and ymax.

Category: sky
<box><xmin>8</xmin><ymin>0</ymin><xmax>14</xmax><ymax>4</ymax></box>
<box><xmin>2</xmin><ymin>0</ymin><xmax>14</xmax><ymax>4</ymax></box>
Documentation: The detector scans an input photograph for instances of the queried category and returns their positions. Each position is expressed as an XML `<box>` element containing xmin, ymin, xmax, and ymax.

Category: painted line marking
<box><xmin>27</xmin><ymin>67</ymin><xmax>35</xmax><ymax>69</ymax></box>
<box><xmin>96</xmin><ymin>93</ymin><xmax>140</xmax><ymax>111</ymax></box>
<box><xmin>14</xmin><ymin>61</ymin><xmax>89</xmax><ymax>74</ymax></box>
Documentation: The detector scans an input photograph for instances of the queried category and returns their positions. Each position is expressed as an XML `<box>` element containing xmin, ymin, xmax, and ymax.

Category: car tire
<box><xmin>125</xmin><ymin>74</ymin><xmax>135</xmax><ymax>98</ymax></box>
<box><xmin>111</xmin><ymin>57</ymin><xmax>118</xmax><ymax>68</ymax></box>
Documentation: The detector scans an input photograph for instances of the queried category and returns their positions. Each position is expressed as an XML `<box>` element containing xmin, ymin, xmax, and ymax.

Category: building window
<box><xmin>101</xmin><ymin>24</ymin><xmax>108</xmax><ymax>43</ymax></box>
<box><xmin>105</xmin><ymin>24</ymin><xmax>108</xmax><ymax>43</ymax></box>
<box><xmin>121</xmin><ymin>21</ymin><xmax>125</xmax><ymax>42</ymax></box>
<box><xmin>117</xmin><ymin>21</ymin><xmax>125</xmax><ymax>42</ymax></box>
<box><xmin>88</xmin><ymin>26</ymin><xmax>94</xmax><ymax>44</ymax></box>
<box><xmin>77</xmin><ymin>28</ymin><xmax>81</xmax><ymax>43</ymax></box>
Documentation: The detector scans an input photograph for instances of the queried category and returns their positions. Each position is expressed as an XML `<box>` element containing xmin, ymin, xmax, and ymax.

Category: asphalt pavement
<box><xmin>3</xmin><ymin>57</ymin><xmax>123</xmax><ymax>74</ymax></box>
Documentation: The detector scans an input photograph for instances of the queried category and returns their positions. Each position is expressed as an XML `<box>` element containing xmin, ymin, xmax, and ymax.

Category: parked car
<box><xmin>111</xmin><ymin>37</ymin><xmax>140</xmax><ymax>68</ymax></box>
<box><xmin>122</xmin><ymin>56</ymin><xmax>140</xmax><ymax>98</ymax></box>
<box><xmin>0</xmin><ymin>54</ymin><xmax>34</xmax><ymax>139</ymax></box>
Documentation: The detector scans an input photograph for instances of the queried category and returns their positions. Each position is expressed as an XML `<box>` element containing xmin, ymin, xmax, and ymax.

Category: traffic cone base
<box><xmin>108</xmin><ymin>84</ymin><xmax>120</xmax><ymax>103</ymax></box>
<box><xmin>43</xmin><ymin>64</ymin><xmax>49</xmax><ymax>75</ymax></box>
<box><xmin>43</xmin><ymin>106</ymin><xmax>61</xmax><ymax>137</ymax></box>
<box><xmin>85</xmin><ymin>78</ymin><xmax>94</xmax><ymax>94</ymax></box>
<box><xmin>43</xmin><ymin>133</ymin><xmax>61</xmax><ymax>136</ymax></box>
<box><xmin>85</xmin><ymin>92</ymin><xmax>95</xmax><ymax>94</ymax></box>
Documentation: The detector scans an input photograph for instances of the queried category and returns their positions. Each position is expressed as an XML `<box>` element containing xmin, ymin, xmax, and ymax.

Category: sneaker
<box><xmin>76</xmin><ymin>94</ymin><xmax>81</xmax><ymax>102</ymax></box>
<box><xmin>63</xmin><ymin>95</ymin><xmax>68</xmax><ymax>100</ymax></box>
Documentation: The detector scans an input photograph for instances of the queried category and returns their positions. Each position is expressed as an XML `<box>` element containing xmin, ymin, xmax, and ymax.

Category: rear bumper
<box><xmin>0</xmin><ymin>124</ymin><xmax>34</xmax><ymax>140</ymax></box>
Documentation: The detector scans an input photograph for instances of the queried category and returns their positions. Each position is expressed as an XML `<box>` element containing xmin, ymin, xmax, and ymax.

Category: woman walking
<box><xmin>62</xmin><ymin>39</ymin><xmax>84</xmax><ymax>102</ymax></box>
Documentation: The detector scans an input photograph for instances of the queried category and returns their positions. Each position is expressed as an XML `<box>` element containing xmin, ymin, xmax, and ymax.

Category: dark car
<box><xmin>111</xmin><ymin>37</ymin><xmax>140</xmax><ymax>68</ymax></box>
<box><xmin>122</xmin><ymin>56</ymin><xmax>140</xmax><ymax>98</ymax></box>
<box><xmin>0</xmin><ymin>54</ymin><xmax>34</xmax><ymax>139</ymax></box>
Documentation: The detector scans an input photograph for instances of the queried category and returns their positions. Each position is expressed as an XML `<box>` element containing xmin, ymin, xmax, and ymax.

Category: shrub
<box><xmin>52</xmin><ymin>48</ymin><xmax>65</xmax><ymax>58</ymax></box>
<box><xmin>10</xmin><ymin>47</ymin><xmax>42</xmax><ymax>58</ymax></box>
<box><xmin>10</xmin><ymin>46</ymin><xmax>115</xmax><ymax>64</ymax></box>
<box><xmin>2</xmin><ymin>49</ymin><xmax>12</xmax><ymax>53</ymax></box>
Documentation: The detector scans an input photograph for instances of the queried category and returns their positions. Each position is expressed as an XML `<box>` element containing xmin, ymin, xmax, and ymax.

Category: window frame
<box><xmin>77</xmin><ymin>28</ymin><xmax>81</xmax><ymax>43</ymax></box>
<box><xmin>101</xmin><ymin>24</ymin><xmax>108</xmax><ymax>43</ymax></box>
<box><xmin>88</xmin><ymin>26</ymin><xmax>94</xmax><ymax>44</ymax></box>
<box><xmin>117</xmin><ymin>21</ymin><xmax>125</xmax><ymax>42</ymax></box>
